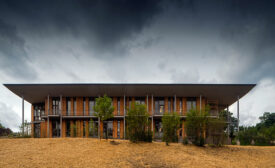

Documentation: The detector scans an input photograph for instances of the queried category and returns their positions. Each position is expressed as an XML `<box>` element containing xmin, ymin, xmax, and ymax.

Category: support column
<box><xmin>237</xmin><ymin>96</ymin><xmax>240</xmax><ymax>132</ymax></box>
<box><xmin>22</xmin><ymin>96</ymin><xmax>24</xmax><ymax>135</ymax></box>
<box><xmin>47</xmin><ymin>95</ymin><xmax>50</xmax><ymax>138</ymax></box>
<box><xmin>60</xmin><ymin>95</ymin><xmax>62</xmax><ymax>138</ymax></box>
<box><xmin>124</xmin><ymin>94</ymin><xmax>126</xmax><ymax>139</ymax></box>
<box><xmin>227</xmin><ymin>106</ymin><xmax>230</xmax><ymax>143</ymax></box>
<box><xmin>151</xmin><ymin>94</ymin><xmax>154</xmax><ymax>132</ymax></box>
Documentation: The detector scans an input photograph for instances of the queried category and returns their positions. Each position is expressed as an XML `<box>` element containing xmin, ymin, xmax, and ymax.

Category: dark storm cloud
<box><xmin>0</xmin><ymin>0</ymin><xmax>163</xmax><ymax>55</ymax></box>
<box><xmin>0</xmin><ymin>19</ymin><xmax>37</xmax><ymax>79</ymax></box>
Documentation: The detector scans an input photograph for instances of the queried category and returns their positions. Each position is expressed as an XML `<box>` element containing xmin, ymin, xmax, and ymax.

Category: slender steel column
<box><xmin>60</xmin><ymin>95</ymin><xmax>62</xmax><ymax>138</ymax></box>
<box><xmin>47</xmin><ymin>95</ymin><xmax>50</xmax><ymax>138</ymax></box>
<box><xmin>123</xmin><ymin>94</ymin><xmax>126</xmax><ymax>139</ymax></box>
<box><xmin>174</xmin><ymin>94</ymin><xmax>176</xmax><ymax>112</ymax></box>
<box><xmin>22</xmin><ymin>95</ymin><xmax>24</xmax><ymax>135</ymax></box>
<box><xmin>237</xmin><ymin>96</ymin><xmax>240</xmax><ymax>132</ymax></box>
<box><xmin>151</xmin><ymin>94</ymin><xmax>154</xmax><ymax>132</ymax></box>
<box><xmin>227</xmin><ymin>106</ymin><xmax>230</xmax><ymax>140</ymax></box>
<box><xmin>98</xmin><ymin>95</ymin><xmax>100</xmax><ymax>139</ymax></box>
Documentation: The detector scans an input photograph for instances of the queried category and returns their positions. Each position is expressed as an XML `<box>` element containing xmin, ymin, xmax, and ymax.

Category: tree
<box><xmin>19</xmin><ymin>120</ymin><xmax>31</xmax><ymax>136</ymax></box>
<box><xmin>219</xmin><ymin>110</ymin><xmax>238</xmax><ymax>143</ymax></box>
<box><xmin>185</xmin><ymin>106</ymin><xmax>209</xmax><ymax>146</ymax></box>
<box><xmin>207</xmin><ymin>113</ymin><xmax>227</xmax><ymax>146</ymax></box>
<box><xmin>126</xmin><ymin>102</ymin><xmax>151</xmax><ymax>142</ymax></box>
<box><xmin>0</xmin><ymin>122</ymin><xmax>12</xmax><ymax>136</ymax></box>
<box><xmin>94</xmin><ymin>94</ymin><xmax>114</xmax><ymax>140</ymax></box>
<box><xmin>162</xmin><ymin>112</ymin><xmax>180</xmax><ymax>146</ymax></box>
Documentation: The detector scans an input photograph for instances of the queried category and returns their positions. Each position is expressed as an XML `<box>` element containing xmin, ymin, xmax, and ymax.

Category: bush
<box><xmin>126</xmin><ymin>102</ymin><xmax>151</xmax><ymax>143</ymax></box>
<box><xmin>182</xmin><ymin>137</ymin><xmax>188</xmax><ymax>145</ymax></box>
<box><xmin>185</xmin><ymin>107</ymin><xmax>209</xmax><ymax>147</ymax></box>
<box><xmin>162</xmin><ymin>112</ymin><xmax>180</xmax><ymax>145</ymax></box>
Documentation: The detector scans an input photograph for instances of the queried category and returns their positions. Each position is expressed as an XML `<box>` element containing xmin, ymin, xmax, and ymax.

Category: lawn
<box><xmin>0</xmin><ymin>138</ymin><xmax>274</xmax><ymax>168</ymax></box>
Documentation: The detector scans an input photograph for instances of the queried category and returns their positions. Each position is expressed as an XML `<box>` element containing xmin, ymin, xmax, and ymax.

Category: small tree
<box><xmin>162</xmin><ymin>112</ymin><xmax>180</xmax><ymax>146</ymax></box>
<box><xmin>126</xmin><ymin>102</ymin><xmax>151</xmax><ymax>142</ymax></box>
<box><xmin>185</xmin><ymin>106</ymin><xmax>209</xmax><ymax>146</ymax></box>
<box><xmin>71</xmin><ymin>123</ymin><xmax>77</xmax><ymax>137</ymax></box>
<box><xmin>94</xmin><ymin>94</ymin><xmax>114</xmax><ymax>140</ymax></box>
<box><xmin>208</xmin><ymin>113</ymin><xmax>227</xmax><ymax>146</ymax></box>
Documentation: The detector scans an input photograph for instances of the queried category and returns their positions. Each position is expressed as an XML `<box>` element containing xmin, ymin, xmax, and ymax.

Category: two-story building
<box><xmin>4</xmin><ymin>83</ymin><xmax>255</xmax><ymax>140</ymax></box>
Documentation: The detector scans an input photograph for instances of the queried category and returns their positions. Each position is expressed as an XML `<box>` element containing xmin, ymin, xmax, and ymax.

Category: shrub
<box><xmin>126</xmin><ymin>102</ymin><xmax>151</xmax><ymax>143</ymax></box>
<box><xmin>162</xmin><ymin>112</ymin><xmax>180</xmax><ymax>146</ymax></box>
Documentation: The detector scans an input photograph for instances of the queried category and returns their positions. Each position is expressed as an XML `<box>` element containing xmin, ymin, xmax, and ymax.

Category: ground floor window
<box><xmin>52</xmin><ymin>120</ymin><xmax>60</xmax><ymax>137</ymax></box>
<box><xmin>34</xmin><ymin>124</ymin><xmax>40</xmax><ymax>138</ymax></box>
<box><xmin>117</xmin><ymin>121</ymin><xmax>120</xmax><ymax>138</ymax></box>
<box><xmin>103</xmin><ymin>121</ymin><xmax>113</xmax><ymax>139</ymax></box>
<box><xmin>154</xmin><ymin>120</ymin><xmax>163</xmax><ymax>139</ymax></box>
<box><xmin>66</xmin><ymin>121</ymin><xmax>70</xmax><ymax>137</ymax></box>
<box><xmin>88</xmin><ymin>120</ymin><xmax>98</xmax><ymax>137</ymax></box>
<box><xmin>83</xmin><ymin>121</ymin><xmax>86</xmax><ymax>137</ymax></box>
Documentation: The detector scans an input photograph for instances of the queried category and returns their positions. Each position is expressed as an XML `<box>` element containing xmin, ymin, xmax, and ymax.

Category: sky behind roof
<box><xmin>0</xmin><ymin>0</ymin><xmax>275</xmax><ymax>131</ymax></box>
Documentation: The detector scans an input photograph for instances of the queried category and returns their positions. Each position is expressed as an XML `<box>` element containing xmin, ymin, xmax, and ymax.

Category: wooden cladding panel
<box><xmin>62</xmin><ymin>98</ymin><xmax>66</xmax><ymax>116</ymax></box>
<box><xmin>182</xmin><ymin>98</ymin><xmax>187</xmax><ymax>115</ymax></box>
<box><xmin>164</xmin><ymin>97</ymin><xmax>168</xmax><ymax>113</ymax></box>
<box><xmin>113</xmin><ymin>97</ymin><xmax>117</xmax><ymax>116</ymax></box>
<box><xmin>113</xmin><ymin>120</ymin><xmax>118</xmax><ymax>138</ymax></box>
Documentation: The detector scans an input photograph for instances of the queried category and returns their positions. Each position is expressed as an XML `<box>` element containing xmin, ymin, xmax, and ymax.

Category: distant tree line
<box><xmin>0</xmin><ymin>123</ymin><xmax>12</xmax><ymax>136</ymax></box>
<box><xmin>237</xmin><ymin>112</ymin><xmax>275</xmax><ymax>146</ymax></box>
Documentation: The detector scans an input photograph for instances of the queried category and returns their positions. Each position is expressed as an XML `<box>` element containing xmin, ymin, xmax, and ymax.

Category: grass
<box><xmin>0</xmin><ymin>138</ymin><xmax>274</xmax><ymax>168</ymax></box>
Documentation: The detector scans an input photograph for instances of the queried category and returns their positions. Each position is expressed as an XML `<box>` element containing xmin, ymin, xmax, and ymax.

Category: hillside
<box><xmin>0</xmin><ymin>138</ymin><xmax>274</xmax><ymax>168</ymax></box>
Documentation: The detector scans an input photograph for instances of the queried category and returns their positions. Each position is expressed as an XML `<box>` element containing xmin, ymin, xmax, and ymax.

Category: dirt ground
<box><xmin>0</xmin><ymin>138</ymin><xmax>274</xmax><ymax>168</ymax></box>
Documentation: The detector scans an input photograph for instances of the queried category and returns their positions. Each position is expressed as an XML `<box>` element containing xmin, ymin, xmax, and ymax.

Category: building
<box><xmin>4</xmin><ymin>83</ymin><xmax>255</xmax><ymax>140</ymax></box>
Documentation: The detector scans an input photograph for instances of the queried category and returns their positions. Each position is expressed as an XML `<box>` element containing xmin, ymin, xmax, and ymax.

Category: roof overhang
<box><xmin>3</xmin><ymin>83</ymin><xmax>256</xmax><ymax>106</ymax></box>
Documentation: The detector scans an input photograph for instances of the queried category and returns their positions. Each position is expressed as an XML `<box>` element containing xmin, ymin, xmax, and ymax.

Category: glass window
<box><xmin>117</xmin><ymin>97</ymin><xmax>120</xmax><ymax>115</ymax></box>
<box><xmin>155</xmin><ymin>97</ymin><xmax>164</xmax><ymax>115</ymax></box>
<box><xmin>179</xmin><ymin>98</ymin><xmax>183</xmax><ymax>114</ymax></box>
<box><xmin>83</xmin><ymin>121</ymin><xmax>86</xmax><ymax>137</ymax></box>
<box><xmin>83</xmin><ymin>97</ymin><xmax>86</xmax><ymax>115</ymax></box>
<box><xmin>66</xmin><ymin>98</ymin><xmax>71</xmax><ymax>116</ymax></box>
<box><xmin>73</xmin><ymin>98</ymin><xmax>77</xmax><ymax>115</ymax></box>
<box><xmin>66</xmin><ymin>121</ymin><xmax>70</xmax><ymax>137</ymax></box>
<box><xmin>117</xmin><ymin>121</ymin><xmax>120</xmax><ymax>138</ymax></box>
<box><xmin>52</xmin><ymin>98</ymin><xmax>60</xmax><ymax>115</ymax></box>
<box><xmin>34</xmin><ymin>103</ymin><xmax>44</xmax><ymax>120</ymax></box>
<box><xmin>187</xmin><ymin>98</ymin><xmax>196</xmax><ymax>112</ymax></box>
<box><xmin>89</xmin><ymin>98</ymin><xmax>95</xmax><ymax>115</ymax></box>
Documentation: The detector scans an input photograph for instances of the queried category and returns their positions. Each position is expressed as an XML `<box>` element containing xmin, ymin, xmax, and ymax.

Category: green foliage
<box><xmin>185</xmin><ymin>106</ymin><xmax>209</xmax><ymax>146</ymax></box>
<box><xmin>219</xmin><ymin>110</ymin><xmax>238</xmax><ymax>142</ymax></box>
<box><xmin>207</xmin><ymin>116</ymin><xmax>227</xmax><ymax>146</ymax></box>
<box><xmin>162</xmin><ymin>112</ymin><xmax>180</xmax><ymax>145</ymax></box>
<box><xmin>72</xmin><ymin>123</ymin><xmax>77</xmax><ymax>137</ymax></box>
<box><xmin>126</xmin><ymin>102</ymin><xmax>151</xmax><ymax>143</ymax></box>
<box><xmin>237</xmin><ymin>112</ymin><xmax>275</xmax><ymax>146</ymax></box>
<box><xmin>182</xmin><ymin>137</ymin><xmax>189</xmax><ymax>145</ymax></box>
<box><xmin>0</xmin><ymin>122</ymin><xmax>13</xmax><ymax>137</ymax></box>
<box><xmin>94</xmin><ymin>95</ymin><xmax>114</xmax><ymax>140</ymax></box>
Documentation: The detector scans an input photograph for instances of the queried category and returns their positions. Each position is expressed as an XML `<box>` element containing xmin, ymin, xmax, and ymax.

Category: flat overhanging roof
<box><xmin>3</xmin><ymin>83</ymin><xmax>256</xmax><ymax>106</ymax></box>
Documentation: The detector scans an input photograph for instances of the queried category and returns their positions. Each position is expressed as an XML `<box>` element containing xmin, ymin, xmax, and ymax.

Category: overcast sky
<box><xmin>0</xmin><ymin>0</ymin><xmax>275</xmax><ymax>131</ymax></box>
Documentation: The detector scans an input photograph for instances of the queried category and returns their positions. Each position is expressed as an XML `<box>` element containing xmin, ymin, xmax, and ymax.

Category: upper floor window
<box><xmin>83</xmin><ymin>97</ymin><xmax>86</xmax><ymax>115</ymax></box>
<box><xmin>117</xmin><ymin>97</ymin><xmax>120</xmax><ymax>115</ymax></box>
<box><xmin>89</xmin><ymin>97</ymin><xmax>95</xmax><ymax>115</ymax></box>
<box><xmin>66</xmin><ymin>98</ymin><xmax>71</xmax><ymax>115</ymax></box>
<box><xmin>52</xmin><ymin>98</ymin><xmax>60</xmax><ymax>115</ymax></box>
<box><xmin>128</xmin><ymin>97</ymin><xmax>132</xmax><ymax>111</ymax></box>
<box><xmin>179</xmin><ymin>98</ymin><xmax>183</xmax><ymax>114</ymax></box>
<box><xmin>135</xmin><ymin>97</ymin><xmax>145</xmax><ymax>105</ymax></box>
<box><xmin>73</xmin><ymin>97</ymin><xmax>77</xmax><ymax>115</ymax></box>
<box><xmin>155</xmin><ymin>97</ymin><xmax>164</xmax><ymax>115</ymax></box>
<box><xmin>168</xmin><ymin>97</ymin><xmax>173</xmax><ymax>113</ymax></box>
<box><xmin>187</xmin><ymin>98</ymin><xmax>196</xmax><ymax>112</ymax></box>
<box><xmin>34</xmin><ymin>103</ymin><xmax>44</xmax><ymax>120</ymax></box>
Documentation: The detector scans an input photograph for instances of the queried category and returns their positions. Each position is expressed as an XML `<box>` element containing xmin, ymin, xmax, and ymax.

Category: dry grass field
<box><xmin>0</xmin><ymin>138</ymin><xmax>274</xmax><ymax>168</ymax></box>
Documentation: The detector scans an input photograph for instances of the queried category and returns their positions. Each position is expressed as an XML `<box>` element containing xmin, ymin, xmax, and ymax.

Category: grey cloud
<box><xmin>0</xmin><ymin>19</ymin><xmax>37</xmax><ymax>80</ymax></box>
<box><xmin>0</xmin><ymin>0</ymin><xmax>163</xmax><ymax>58</ymax></box>
<box><xmin>0</xmin><ymin>102</ymin><xmax>21</xmax><ymax>131</ymax></box>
